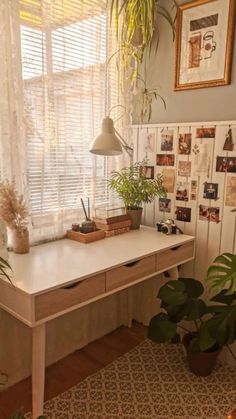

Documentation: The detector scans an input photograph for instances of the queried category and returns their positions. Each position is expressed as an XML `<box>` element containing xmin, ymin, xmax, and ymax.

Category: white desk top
<box><xmin>8</xmin><ymin>226</ymin><xmax>194</xmax><ymax>296</ymax></box>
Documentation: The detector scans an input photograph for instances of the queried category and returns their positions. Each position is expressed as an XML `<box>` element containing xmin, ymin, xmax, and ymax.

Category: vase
<box><xmin>126</xmin><ymin>208</ymin><xmax>143</xmax><ymax>229</ymax></box>
<box><xmin>0</xmin><ymin>220</ymin><xmax>8</xmax><ymax>260</ymax></box>
<box><xmin>12</xmin><ymin>229</ymin><xmax>30</xmax><ymax>254</ymax></box>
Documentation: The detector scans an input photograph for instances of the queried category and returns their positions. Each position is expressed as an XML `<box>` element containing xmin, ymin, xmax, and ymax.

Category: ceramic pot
<box><xmin>182</xmin><ymin>333</ymin><xmax>220</xmax><ymax>377</ymax></box>
<box><xmin>126</xmin><ymin>207</ymin><xmax>143</xmax><ymax>230</ymax></box>
<box><xmin>12</xmin><ymin>229</ymin><xmax>30</xmax><ymax>254</ymax></box>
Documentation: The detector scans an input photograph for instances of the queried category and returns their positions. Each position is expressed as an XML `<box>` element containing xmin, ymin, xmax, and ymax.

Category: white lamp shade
<box><xmin>90</xmin><ymin>117</ymin><xmax>123</xmax><ymax>156</ymax></box>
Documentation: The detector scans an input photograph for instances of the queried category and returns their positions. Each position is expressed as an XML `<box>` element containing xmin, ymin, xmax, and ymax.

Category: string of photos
<box><xmin>137</xmin><ymin>124</ymin><xmax>236</xmax><ymax>226</ymax></box>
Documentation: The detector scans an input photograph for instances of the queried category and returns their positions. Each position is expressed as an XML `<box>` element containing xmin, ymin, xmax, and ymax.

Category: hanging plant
<box><xmin>133</xmin><ymin>76</ymin><xmax>166</xmax><ymax>122</ymax></box>
<box><xmin>110</xmin><ymin>0</ymin><xmax>177</xmax><ymax>80</ymax></box>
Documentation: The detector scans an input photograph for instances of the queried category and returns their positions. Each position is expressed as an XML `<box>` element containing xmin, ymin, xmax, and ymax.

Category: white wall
<box><xmin>133</xmin><ymin>0</ymin><xmax>236</xmax><ymax>125</ymax></box>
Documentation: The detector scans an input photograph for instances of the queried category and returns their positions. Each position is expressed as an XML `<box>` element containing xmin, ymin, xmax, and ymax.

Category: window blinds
<box><xmin>20</xmin><ymin>0</ymin><xmax>110</xmax><ymax>221</ymax></box>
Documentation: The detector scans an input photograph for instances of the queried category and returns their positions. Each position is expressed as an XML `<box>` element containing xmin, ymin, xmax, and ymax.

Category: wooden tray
<box><xmin>67</xmin><ymin>229</ymin><xmax>105</xmax><ymax>243</ymax></box>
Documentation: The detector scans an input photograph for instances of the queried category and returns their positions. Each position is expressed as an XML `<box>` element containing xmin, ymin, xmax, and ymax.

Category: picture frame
<box><xmin>174</xmin><ymin>0</ymin><xmax>236</xmax><ymax>91</ymax></box>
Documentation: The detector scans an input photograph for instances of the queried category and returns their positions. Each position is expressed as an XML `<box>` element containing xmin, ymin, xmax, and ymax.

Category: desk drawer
<box><xmin>156</xmin><ymin>241</ymin><xmax>194</xmax><ymax>272</ymax></box>
<box><xmin>106</xmin><ymin>255</ymin><xmax>156</xmax><ymax>292</ymax></box>
<box><xmin>35</xmin><ymin>273</ymin><xmax>105</xmax><ymax>321</ymax></box>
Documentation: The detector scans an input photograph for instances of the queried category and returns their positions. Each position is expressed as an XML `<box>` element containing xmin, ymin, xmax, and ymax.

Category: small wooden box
<box><xmin>67</xmin><ymin>229</ymin><xmax>105</xmax><ymax>243</ymax></box>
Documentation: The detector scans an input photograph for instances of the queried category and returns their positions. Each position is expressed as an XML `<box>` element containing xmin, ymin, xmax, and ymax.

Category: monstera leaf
<box><xmin>204</xmin><ymin>305</ymin><xmax>236</xmax><ymax>346</ymax></box>
<box><xmin>158</xmin><ymin>280</ymin><xmax>187</xmax><ymax>306</ymax></box>
<box><xmin>210</xmin><ymin>290</ymin><xmax>236</xmax><ymax>305</ymax></box>
<box><xmin>148</xmin><ymin>313</ymin><xmax>177</xmax><ymax>343</ymax></box>
<box><xmin>158</xmin><ymin>278</ymin><xmax>206</xmax><ymax>323</ymax></box>
<box><xmin>206</xmin><ymin>253</ymin><xmax>236</xmax><ymax>295</ymax></box>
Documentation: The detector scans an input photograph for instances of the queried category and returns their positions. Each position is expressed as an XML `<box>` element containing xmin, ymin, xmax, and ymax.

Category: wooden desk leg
<box><xmin>32</xmin><ymin>323</ymin><xmax>46</xmax><ymax>419</ymax></box>
<box><xmin>127</xmin><ymin>288</ymin><xmax>133</xmax><ymax>328</ymax></box>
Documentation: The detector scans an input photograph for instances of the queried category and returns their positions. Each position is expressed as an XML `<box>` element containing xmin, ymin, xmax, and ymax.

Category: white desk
<box><xmin>0</xmin><ymin>226</ymin><xmax>195</xmax><ymax>418</ymax></box>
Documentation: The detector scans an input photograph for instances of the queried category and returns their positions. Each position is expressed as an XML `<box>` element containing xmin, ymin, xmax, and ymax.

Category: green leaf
<box><xmin>210</xmin><ymin>290</ymin><xmax>236</xmax><ymax>305</ymax></box>
<box><xmin>158</xmin><ymin>280</ymin><xmax>187</xmax><ymax>306</ymax></box>
<box><xmin>204</xmin><ymin>305</ymin><xmax>236</xmax><ymax>346</ymax></box>
<box><xmin>0</xmin><ymin>256</ymin><xmax>13</xmax><ymax>285</ymax></box>
<box><xmin>206</xmin><ymin>253</ymin><xmax>236</xmax><ymax>295</ymax></box>
<box><xmin>178</xmin><ymin>277</ymin><xmax>204</xmax><ymax>298</ymax></box>
<box><xmin>187</xmin><ymin>336</ymin><xmax>201</xmax><ymax>353</ymax></box>
<box><xmin>183</xmin><ymin>299</ymin><xmax>206</xmax><ymax>321</ymax></box>
<box><xmin>148</xmin><ymin>313</ymin><xmax>177</xmax><ymax>343</ymax></box>
<box><xmin>198</xmin><ymin>323</ymin><xmax>216</xmax><ymax>351</ymax></box>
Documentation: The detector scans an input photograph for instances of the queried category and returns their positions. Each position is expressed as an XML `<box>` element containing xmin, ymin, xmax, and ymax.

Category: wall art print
<box><xmin>174</xmin><ymin>0</ymin><xmax>235</xmax><ymax>90</ymax></box>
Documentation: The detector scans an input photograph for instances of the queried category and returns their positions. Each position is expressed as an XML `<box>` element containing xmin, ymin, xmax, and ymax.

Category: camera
<box><xmin>156</xmin><ymin>219</ymin><xmax>177</xmax><ymax>235</ymax></box>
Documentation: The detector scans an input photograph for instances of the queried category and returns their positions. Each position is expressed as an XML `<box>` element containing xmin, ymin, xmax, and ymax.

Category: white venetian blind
<box><xmin>19</xmin><ymin>0</ymin><xmax>110</xmax><ymax>228</ymax></box>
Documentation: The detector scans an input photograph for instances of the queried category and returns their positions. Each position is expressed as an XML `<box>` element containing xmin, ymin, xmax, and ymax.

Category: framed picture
<box><xmin>174</xmin><ymin>0</ymin><xmax>235</xmax><ymax>90</ymax></box>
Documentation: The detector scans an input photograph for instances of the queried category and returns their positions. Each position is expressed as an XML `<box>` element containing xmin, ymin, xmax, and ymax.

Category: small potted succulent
<box><xmin>148</xmin><ymin>273</ymin><xmax>236</xmax><ymax>376</ymax></box>
<box><xmin>108</xmin><ymin>160</ymin><xmax>166</xmax><ymax>229</ymax></box>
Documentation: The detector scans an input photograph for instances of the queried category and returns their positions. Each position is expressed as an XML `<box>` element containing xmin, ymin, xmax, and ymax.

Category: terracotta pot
<box><xmin>12</xmin><ymin>229</ymin><xmax>30</xmax><ymax>254</ymax></box>
<box><xmin>126</xmin><ymin>207</ymin><xmax>143</xmax><ymax>229</ymax></box>
<box><xmin>182</xmin><ymin>333</ymin><xmax>220</xmax><ymax>377</ymax></box>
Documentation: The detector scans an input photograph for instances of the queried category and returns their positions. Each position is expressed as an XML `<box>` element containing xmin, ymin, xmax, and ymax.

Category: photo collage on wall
<box><xmin>141</xmin><ymin>125</ymin><xmax>236</xmax><ymax>226</ymax></box>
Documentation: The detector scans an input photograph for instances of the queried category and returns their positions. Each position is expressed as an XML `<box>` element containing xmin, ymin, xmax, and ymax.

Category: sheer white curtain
<box><xmin>0</xmin><ymin>0</ymin><xmax>131</xmax><ymax>244</ymax></box>
<box><xmin>0</xmin><ymin>0</ymin><xmax>26</xmax><ymax>190</ymax></box>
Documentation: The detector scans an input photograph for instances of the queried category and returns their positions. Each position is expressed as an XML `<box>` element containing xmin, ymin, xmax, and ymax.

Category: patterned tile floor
<box><xmin>26</xmin><ymin>340</ymin><xmax>236</xmax><ymax>419</ymax></box>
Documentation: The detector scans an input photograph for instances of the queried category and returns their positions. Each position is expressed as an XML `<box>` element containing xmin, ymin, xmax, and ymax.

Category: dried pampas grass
<box><xmin>0</xmin><ymin>180</ymin><xmax>28</xmax><ymax>231</ymax></box>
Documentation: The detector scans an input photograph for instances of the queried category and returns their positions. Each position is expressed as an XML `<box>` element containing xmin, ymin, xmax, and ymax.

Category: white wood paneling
<box><xmin>132</xmin><ymin>121</ymin><xmax>236</xmax><ymax>280</ymax></box>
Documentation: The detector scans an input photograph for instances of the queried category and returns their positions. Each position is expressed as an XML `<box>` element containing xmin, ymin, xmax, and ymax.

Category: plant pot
<box><xmin>126</xmin><ymin>207</ymin><xmax>143</xmax><ymax>229</ymax></box>
<box><xmin>131</xmin><ymin>28</ymin><xmax>143</xmax><ymax>47</ymax></box>
<box><xmin>182</xmin><ymin>333</ymin><xmax>220</xmax><ymax>377</ymax></box>
<box><xmin>12</xmin><ymin>229</ymin><xmax>30</xmax><ymax>254</ymax></box>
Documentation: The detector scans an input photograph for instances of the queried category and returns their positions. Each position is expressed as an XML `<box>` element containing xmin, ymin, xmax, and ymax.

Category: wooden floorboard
<box><xmin>0</xmin><ymin>322</ymin><xmax>147</xmax><ymax>418</ymax></box>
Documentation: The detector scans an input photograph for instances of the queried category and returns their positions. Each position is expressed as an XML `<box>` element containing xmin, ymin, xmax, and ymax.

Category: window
<box><xmin>20</xmin><ymin>0</ymin><xmax>109</xmax><ymax>218</ymax></box>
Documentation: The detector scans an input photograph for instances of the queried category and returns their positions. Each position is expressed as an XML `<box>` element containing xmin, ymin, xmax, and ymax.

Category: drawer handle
<box><xmin>124</xmin><ymin>260</ymin><xmax>141</xmax><ymax>268</ymax></box>
<box><xmin>170</xmin><ymin>246</ymin><xmax>181</xmax><ymax>251</ymax></box>
<box><xmin>63</xmin><ymin>281</ymin><xmax>83</xmax><ymax>290</ymax></box>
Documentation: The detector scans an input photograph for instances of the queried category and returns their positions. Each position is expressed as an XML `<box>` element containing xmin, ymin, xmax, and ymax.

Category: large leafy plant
<box><xmin>148</xmin><ymin>277</ymin><xmax>236</xmax><ymax>359</ymax></box>
<box><xmin>108</xmin><ymin>161</ymin><xmax>166</xmax><ymax>209</ymax></box>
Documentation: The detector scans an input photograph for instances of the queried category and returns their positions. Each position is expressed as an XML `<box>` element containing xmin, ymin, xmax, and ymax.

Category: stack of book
<box><xmin>93</xmin><ymin>213</ymin><xmax>131</xmax><ymax>237</ymax></box>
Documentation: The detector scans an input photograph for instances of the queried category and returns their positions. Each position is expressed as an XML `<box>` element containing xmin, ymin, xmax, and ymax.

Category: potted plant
<box><xmin>108</xmin><ymin>161</ymin><xmax>166</xmax><ymax>229</ymax></box>
<box><xmin>148</xmin><ymin>276</ymin><xmax>236</xmax><ymax>376</ymax></box>
<box><xmin>110</xmin><ymin>0</ymin><xmax>176</xmax><ymax>81</ymax></box>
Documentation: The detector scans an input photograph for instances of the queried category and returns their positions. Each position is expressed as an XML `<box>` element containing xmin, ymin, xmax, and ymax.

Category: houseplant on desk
<box><xmin>148</xmin><ymin>275</ymin><xmax>236</xmax><ymax>376</ymax></box>
<box><xmin>108</xmin><ymin>161</ymin><xmax>166</xmax><ymax>229</ymax></box>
